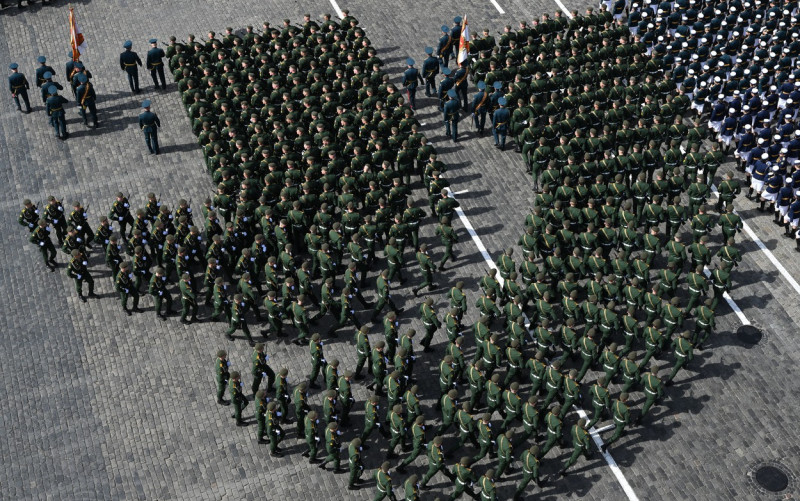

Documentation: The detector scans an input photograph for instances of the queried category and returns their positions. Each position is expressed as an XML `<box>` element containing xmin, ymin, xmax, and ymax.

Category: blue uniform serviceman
<box><xmin>493</xmin><ymin>97</ymin><xmax>511</xmax><ymax>150</ymax></box>
<box><xmin>45</xmin><ymin>85</ymin><xmax>69</xmax><ymax>139</ymax></box>
<box><xmin>437</xmin><ymin>25</ymin><xmax>453</xmax><ymax>68</ymax></box>
<box><xmin>139</xmin><ymin>99</ymin><xmax>161</xmax><ymax>154</ymax></box>
<box><xmin>34</xmin><ymin>56</ymin><xmax>55</xmax><ymax>88</ymax></box>
<box><xmin>146</xmin><ymin>38</ymin><xmax>167</xmax><ymax>90</ymax></box>
<box><xmin>76</xmin><ymin>72</ymin><xmax>98</xmax><ymax>128</ymax></box>
<box><xmin>438</xmin><ymin>67</ymin><xmax>454</xmax><ymax>111</ymax></box>
<box><xmin>443</xmin><ymin>89</ymin><xmax>461</xmax><ymax>143</ymax></box>
<box><xmin>472</xmin><ymin>80</ymin><xmax>489</xmax><ymax>135</ymax></box>
<box><xmin>8</xmin><ymin>63</ymin><xmax>32</xmax><ymax>113</ymax></box>
<box><xmin>422</xmin><ymin>47</ymin><xmax>439</xmax><ymax>97</ymax></box>
<box><xmin>402</xmin><ymin>57</ymin><xmax>423</xmax><ymax>111</ymax></box>
<box><xmin>120</xmin><ymin>40</ymin><xmax>143</xmax><ymax>94</ymax></box>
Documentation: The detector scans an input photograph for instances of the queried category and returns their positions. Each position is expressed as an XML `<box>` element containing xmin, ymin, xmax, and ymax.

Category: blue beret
<box><xmin>149</xmin><ymin>38</ymin><xmax>158</xmax><ymax>44</ymax></box>
<box><xmin>9</xmin><ymin>63</ymin><xmax>18</xmax><ymax>70</ymax></box>
<box><xmin>498</xmin><ymin>97</ymin><xmax>507</xmax><ymax>106</ymax></box>
<box><xmin>43</xmin><ymin>71</ymin><xmax>53</xmax><ymax>79</ymax></box>
<box><xmin>141</xmin><ymin>99</ymin><xmax>151</xmax><ymax>108</ymax></box>
<box><xmin>454</xmin><ymin>16</ymin><xmax>462</xmax><ymax>24</ymax></box>
<box><xmin>77</xmin><ymin>73</ymin><xmax>88</xmax><ymax>83</ymax></box>
<box><xmin>75</xmin><ymin>62</ymin><xmax>84</xmax><ymax>69</ymax></box>
<box><xmin>441</xmin><ymin>25</ymin><xmax>449</xmax><ymax>33</ymax></box>
<box><xmin>123</xmin><ymin>40</ymin><xmax>133</xmax><ymax>48</ymax></box>
<box><xmin>447</xmin><ymin>89</ymin><xmax>457</xmax><ymax>98</ymax></box>
<box><xmin>406</xmin><ymin>57</ymin><xmax>415</xmax><ymax>66</ymax></box>
<box><xmin>477</xmin><ymin>81</ymin><xmax>486</xmax><ymax>90</ymax></box>
<box><xmin>37</xmin><ymin>56</ymin><xmax>46</xmax><ymax>63</ymax></box>
<box><xmin>493</xmin><ymin>81</ymin><xmax>502</xmax><ymax>89</ymax></box>
<box><xmin>442</xmin><ymin>67</ymin><xmax>452</xmax><ymax>76</ymax></box>
<box><xmin>69</xmin><ymin>51</ymin><xmax>75</xmax><ymax>58</ymax></box>
<box><xmin>424</xmin><ymin>47</ymin><xmax>434</xmax><ymax>55</ymax></box>
<box><xmin>48</xmin><ymin>85</ymin><xmax>58</xmax><ymax>94</ymax></box>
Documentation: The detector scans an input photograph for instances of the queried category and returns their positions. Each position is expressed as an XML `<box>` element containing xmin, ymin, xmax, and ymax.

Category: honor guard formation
<box><xmin>8</xmin><ymin>0</ymin><xmax>800</xmax><ymax>499</ymax></box>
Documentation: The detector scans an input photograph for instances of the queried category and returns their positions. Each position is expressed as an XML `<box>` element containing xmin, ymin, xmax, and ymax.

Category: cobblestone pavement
<box><xmin>1</xmin><ymin>1</ymin><xmax>799</xmax><ymax>500</ymax></box>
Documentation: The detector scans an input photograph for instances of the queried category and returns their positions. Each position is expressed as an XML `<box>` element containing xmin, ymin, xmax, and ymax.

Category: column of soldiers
<box><xmin>7</xmin><ymin>55</ymin><xmax>99</xmax><ymax>139</ymax></box>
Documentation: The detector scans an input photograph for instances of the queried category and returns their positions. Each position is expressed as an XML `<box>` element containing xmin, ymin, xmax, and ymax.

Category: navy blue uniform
<box><xmin>443</xmin><ymin>98</ymin><xmax>461</xmax><ymax>142</ymax></box>
<box><xmin>402</xmin><ymin>66</ymin><xmax>423</xmax><ymax>110</ymax></box>
<box><xmin>139</xmin><ymin>109</ymin><xmax>161</xmax><ymax>154</ymax></box>
<box><xmin>76</xmin><ymin>80</ymin><xmax>98</xmax><ymax>127</ymax></box>
<box><xmin>146</xmin><ymin>46</ymin><xmax>167</xmax><ymax>89</ymax></box>
<box><xmin>120</xmin><ymin>49</ymin><xmax>143</xmax><ymax>93</ymax></box>
<box><xmin>493</xmin><ymin>107</ymin><xmax>511</xmax><ymax>149</ymax></box>
<box><xmin>35</xmin><ymin>64</ymin><xmax>55</xmax><ymax>88</ymax></box>
<box><xmin>472</xmin><ymin>90</ymin><xmax>489</xmax><ymax>133</ymax></box>
<box><xmin>422</xmin><ymin>56</ymin><xmax>439</xmax><ymax>96</ymax></box>
<box><xmin>46</xmin><ymin>94</ymin><xmax>69</xmax><ymax>138</ymax></box>
<box><xmin>8</xmin><ymin>71</ymin><xmax>31</xmax><ymax>112</ymax></box>
<box><xmin>454</xmin><ymin>66</ymin><xmax>469</xmax><ymax>109</ymax></box>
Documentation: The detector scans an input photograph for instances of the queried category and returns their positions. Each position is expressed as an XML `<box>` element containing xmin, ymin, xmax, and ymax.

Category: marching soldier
<box><xmin>67</xmin><ymin>249</ymin><xmax>96</xmax><ymax>302</ymax></box>
<box><xmin>215</xmin><ymin>350</ymin><xmax>230</xmax><ymax>405</ymax></box>
<box><xmin>146</xmin><ymin>38</ymin><xmax>167</xmax><ymax>90</ymax></box>
<box><xmin>120</xmin><ymin>40</ymin><xmax>143</xmax><ymax>93</ymax></box>
<box><xmin>30</xmin><ymin>219</ymin><xmax>57</xmax><ymax>271</ymax></box>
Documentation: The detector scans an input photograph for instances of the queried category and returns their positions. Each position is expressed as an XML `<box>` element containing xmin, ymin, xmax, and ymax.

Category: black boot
<box><xmin>759</xmin><ymin>200</ymin><xmax>766</xmax><ymax>211</ymax></box>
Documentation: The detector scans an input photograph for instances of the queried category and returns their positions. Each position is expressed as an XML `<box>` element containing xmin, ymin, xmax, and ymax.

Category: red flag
<box><xmin>69</xmin><ymin>6</ymin><xmax>87</xmax><ymax>61</ymax></box>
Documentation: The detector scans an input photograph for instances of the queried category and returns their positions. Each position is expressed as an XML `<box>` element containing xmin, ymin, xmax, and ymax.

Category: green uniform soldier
<box><xmin>215</xmin><ymin>350</ymin><xmax>230</xmax><ymax>405</ymax></box>
<box><xmin>640</xmin><ymin>319</ymin><xmax>665</xmax><ymax>369</ymax></box>
<box><xmin>325</xmin><ymin>358</ymin><xmax>340</xmax><ymax>392</ymax></box>
<box><xmin>212</xmin><ymin>277</ymin><xmax>232</xmax><ymax>323</ymax></box>
<box><xmin>179</xmin><ymin>272</ymin><xmax>198</xmax><ymax>324</ymax></box>
<box><xmin>291</xmin><ymin>295</ymin><xmax>311</xmax><ymax>345</ymax></box>
<box><xmin>478</xmin><ymin>469</ymin><xmax>497</xmax><ymax>501</ymax></box>
<box><xmin>501</xmin><ymin>383</ymin><xmax>522</xmax><ymax>431</ymax></box>
<box><xmin>294</xmin><ymin>381</ymin><xmax>310</xmax><ymax>437</ymax></box>
<box><xmin>485</xmin><ymin>373</ymin><xmax>503</xmax><ymax>415</ymax></box>
<box><xmin>586</xmin><ymin>377</ymin><xmax>611</xmax><ymax>429</ymax></box>
<box><xmin>67</xmin><ymin>249</ymin><xmax>96</xmax><ymax>302</ymax></box>
<box><xmin>638</xmin><ymin>366</ymin><xmax>664</xmax><ymax>423</ymax></box>
<box><xmin>149</xmin><ymin>266</ymin><xmax>173</xmax><ymax>319</ymax></box>
<box><xmin>302</xmin><ymin>409</ymin><xmax>320</xmax><ymax>463</ymax></box>
<box><xmin>387</xmin><ymin>404</ymin><xmax>408</xmax><ymax>458</ymax></box>
<box><xmin>251</xmin><ymin>343</ymin><xmax>275</xmax><ymax>395</ymax></box>
<box><xmin>229</xmin><ymin>371</ymin><xmax>248</xmax><ymax>426</ymax></box>
<box><xmin>436</xmin><ymin>217</ymin><xmax>458</xmax><ymax>270</ymax></box>
<box><xmin>436</xmin><ymin>389</ymin><xmax>458</xmax><ymax>436</ymax></box>
<box><xmin>420</xmin><ymin>436</ymin><xmax>449</xmax><ymax>488</ymax></box>
<box><xmin>513</xmin><ymin>445</ymin><xmax>541</xmax><ymax>500</ymax></box>
<box><xmin>540</xmin><ymin>405</ymin><xmax>564</xmax><ymax>457</ymax></box>
<box><xmin>354</xmin><ymin>325</ymin><xmax>372</xmax><ymax>379</ymax></box>
<box><xmin>412</xmin><ymin>244</ymin><xmax>437</xmax><ymax>295</ymax></box>
<box><xmin>255</xmin><ymin>390</ymin><xmax>269</xmax><ymax>444</ymax></box>
<box><xmin>495</xmin><ymin>431</ymin><xmax>514</xmax><ymax>478</ymax></box>
<box><xmin>525</xmin><ymin>350</ymin><xmax>547</xmax><ymax>395</ymax></box>
<box><xmin>30</xmin><ymin>219</ymin><xmax>58</xmax><ymax>271</ymax></box>
<box><xmin>339</xmin><ymin>370</ymin><xmax>355</xmax><ymax>426</ymax></box>
<box><xmin>307</xmin><ymin>333</ymin><xmax>325</xmax><ymax>388</ymax></box>
<box><xmin>473</xmin><ymin>413</ymin><xmax>495</xmax><ymax>462</ymax></box>
<box><xmin>18</xmin><ymin>199</ymin><xmax>39</xmax><ymax>233</ymax></box>
<box><xmin>620</xmin><ymin>351</ymin><xmax>641</xmax><ymax>394</ymax></box>
<box><xmin>455</xmin><ymin>401</ymin><xmax>478</xmax><ymax>449</ymax></box>
<box><xmin>319</xmin><ymin>422</ymin><xmax>344</xmax><ymax>472</ymax></box>
<box><xmin>559</xmin><ymin>370</ymin><xmax>581</xmax><ymax>419</ymax></box>
<box><xmin>419</xmin><ymin>298</ymin><xmax>442</xmax><ymax>351</ymax></box>
<box><xmin>348</xmin><ymin>438</ymin><xmax>365</xmax><ymax>490</ymax></box>
<box><xmin>323</xmin><ymin>389</ymin><xmax>339</xmax><ymax>426</ymax></box>
<box><xmin>266</xmin><ymin>401</ymin><xmax>284</xmax><ymax>456</ymax></box>
<box><xmin>403</xmin><ymin>474</ymin><xmax>420</xmax><ymax>501</ymax></box>
<box><xmin>274</xmin><ymin>368</ymin><xmax>290</xmax><ymax>424</ymax></box>
<box><xmin>397</xmin><ymin>415</ymin><xmax>427</xmax><ymax>471</ymax></box>
<box><xmin>558</xmin><ymin>418</ymin><xmax>593</xmax><ymax>476</ymax></box>
<box><xmin>576</xmin><ymin>329</ymin><xmax>598</xmax><ymax>381</ymax></box>
<box><xmin>374</xmin><ymin>461</ymin><xmax>397</xmax><ymax>501</ymax></box>
<box><xmin>665</xmin><ymin>331</ymin><xmax>694</xmax><ymax>385</ymax></box>
<box><xmin>226</xmin><ymin>294</ymin><xmax>255</xmax><ymax>345</ymax></box>
<box><xmin>448</xmin><ymin>456</ymin><xmax>476</xmax><ymax>500</ymax></box>
<box><xmin>360</xmin><ymin>395</ymin><xmax>387</xmax><ymax>444</ymax></box>
<box><xmin>693</xmin><ymin>299</ymin><xmax>716</xmax><ymax>349</ymax></box>
<box><xmin>115</xmin><ymin>261</ymin><xmax>140</xmax><ymax>314</ymax></box>
<box><xmin>601</xmin><ymin>392</ymin><xmax>631</xmax><ymax>453</ymax></box>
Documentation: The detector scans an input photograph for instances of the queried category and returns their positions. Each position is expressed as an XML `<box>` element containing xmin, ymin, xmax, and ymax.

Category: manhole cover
<box><xmin>755</xmin><ymin>465</ymin><xmax>789</xmax><ymax>492</ymax></box>
<box><xmin>736</xmin><ymin>325</ymin><xmax>763</xmax><ymax>346</ymax></box>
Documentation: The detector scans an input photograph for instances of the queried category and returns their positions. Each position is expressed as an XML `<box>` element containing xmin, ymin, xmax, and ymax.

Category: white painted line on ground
<box><xmin>710</xmin><ymin>185</ymin><xmax>800</xmax><ymax>298</ymax></box>
<box><xmin>554</xmin><ymin>0</ymin><xmax>573</xmax><ymax>17</ymax></box>
<box><xmin>451</xmin><ymin>189</ymin><xmax>470</xmax><ymax>196</ymax></box>
<box><xmin>702</xmin><ymin>268</ymin><xmax>751</xmax><ymax>326</ymax></box>
<box><xmin>576</xmin><ymin>408</ymin><xmax>641</xmax><ymax>501</ymax></box>
<box><xmin>450</xmin><ymin>194</ymin><xmax>639</xmax><ymax>501</ymax></box>
<box><xmin>593</xmin><ymin>423</ymin><xmax>616</xmax><ymax>434</ymax></box>
<box><xmin>329</xmin><ymin>0</ymin><xmax>344</xmax><ymax>19</ymax></box>
<box><xmin>489</xmin><ymin>0</ymin><xmax>506</xmax><ymax>14</ymax></box>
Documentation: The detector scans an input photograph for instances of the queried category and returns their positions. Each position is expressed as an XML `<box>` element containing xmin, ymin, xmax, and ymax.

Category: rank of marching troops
<box><xmin>8</xmin><ymin>55</ymin><xmax>99</xmax><ymax>139</ymax></box>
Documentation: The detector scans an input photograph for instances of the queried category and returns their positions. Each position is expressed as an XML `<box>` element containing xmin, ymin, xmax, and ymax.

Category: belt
<box><xmin>124</xmin><ymin>63</ymin><xmax>137</xmax><ymax>67</ymax></box>
<box><xmin>614</xmin><ymin>415</ymin><xmax>626</xmax><ymax>423</ymax></box>
<box><xmin>645</xmin><ymin>387</ymin><xmax>657</xmax><ymax>395</ymax></box>
<box><xmin>547</xmin><ymin>427</ymin><xmax>558</xmax><ymax>434</ymax></box>
<box><xmin>603</xmin><ymin>363</ymin><xmax>615</xmax><ymax>371</ymax></box>
<box><xmin>664</xmin><ymin>318</ymin><xmax>677</xmax><ymax>325</ymax></box>
<box><xmin>12</xmin><ymin>85</ymin><xmax>25</xmax><ymax>89</ymax></box>
<box><xmin>460</xmin><ymin>425</ymin><xmax>470</xmax><ymax>433</ymax></box>
<box><xmin>505</xmin><ymin>405</ymin><xmax>516</xmax><ymax>414</ymax></box>
<box><xmin>50</xmin><ymin>107</ymin><xmax>63</xmax><ymax>111</ymax></box>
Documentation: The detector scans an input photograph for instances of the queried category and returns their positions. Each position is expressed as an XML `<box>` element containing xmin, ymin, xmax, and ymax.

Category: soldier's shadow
<box><xmin>675</xmin><ymin>358</ymin><xmax>741</xmax><ymax>385</ymax></box>
<box><xmin>621</xmin><ymin>420</ymin><xmax>681</xmax><ymax>450</ymax></box>
<box><xmin>538</xmin><ymin>472</ymin><xmax>602</xmax><ymax>499</ymax></box>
